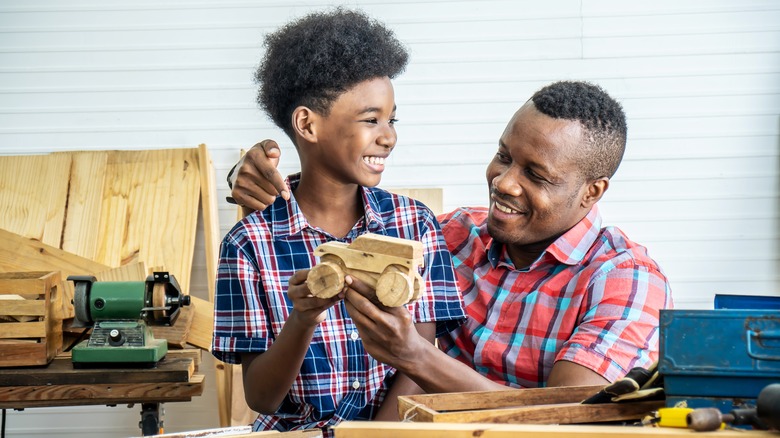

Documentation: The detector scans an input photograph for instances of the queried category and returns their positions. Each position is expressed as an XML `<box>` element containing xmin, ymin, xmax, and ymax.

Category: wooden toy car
<box><xmin>306</xmin><ymin>233</ymin><xmax>424</xmax><ymax>307</ymax></box>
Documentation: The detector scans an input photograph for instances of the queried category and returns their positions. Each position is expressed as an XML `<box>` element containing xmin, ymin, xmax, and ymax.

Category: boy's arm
<box><xmin>372</xmin><ymin>321</ymin><xmax>435</xmax><ymax>421</ymax></box>
<box><xmin>240</xmin><ymin>270</ymin><xmax>342</xmax><ymax>414</ymax></box>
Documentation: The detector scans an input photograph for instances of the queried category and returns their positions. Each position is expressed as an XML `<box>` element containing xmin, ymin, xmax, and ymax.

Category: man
<box><xmin>228</xmin><ymin>80</ymin><xmax>673</xmax><ymax>392</ymax></box>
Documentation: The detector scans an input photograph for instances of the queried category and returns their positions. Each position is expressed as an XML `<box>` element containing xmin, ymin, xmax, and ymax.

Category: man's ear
<box><xmin>291</xmin><ymin>106</ymin><xmax>318</xmax><ymax>142</ymax></box>
<box><xmin>582</xmin><ymin>177</ymin><xmax>609</xmax><ymax>208</ymax></box>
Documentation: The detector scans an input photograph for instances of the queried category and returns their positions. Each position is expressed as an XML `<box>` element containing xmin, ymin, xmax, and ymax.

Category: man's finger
<box><xmin>253</xmin><ymin>140</ymin><xmax>289</xmax><ymax>201</ymax></box>
<box><xmin>344</xmin><ymin>289</ymin><xmax>381</xmax><ymax>330</ymax></box>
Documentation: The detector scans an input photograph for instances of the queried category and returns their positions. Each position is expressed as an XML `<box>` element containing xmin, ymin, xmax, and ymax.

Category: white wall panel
<box><xmin>1</xmin><ymin>0</ymin><xmax>778</xmax><ymax>435</ymax></box>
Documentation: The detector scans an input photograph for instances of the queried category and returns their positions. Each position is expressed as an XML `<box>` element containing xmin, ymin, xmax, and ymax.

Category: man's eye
<box><xmin>495</xmin><ymin>152</ymin><xmax>510</xmax><ymax>163</ymax></box>
<box><xmin>526</xmin><ymin>168</ymin><xmax>545</xmax><ymax>181</ymax></box>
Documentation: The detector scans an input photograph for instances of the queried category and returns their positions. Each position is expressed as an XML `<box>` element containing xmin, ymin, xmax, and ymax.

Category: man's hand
<box><xmin>287</xmin><ymin>270</ymin><xmax>344</xmax><ymax>327</ymax></box>
<box><xmin>229</xmin><ymin>140</ymin><xmax>290</xmax><ymax>212</ymax></box>
<box><xmin>343</xmin><ymin>275</ymin><xmax>425</xmax><ymax>371</ymax></box>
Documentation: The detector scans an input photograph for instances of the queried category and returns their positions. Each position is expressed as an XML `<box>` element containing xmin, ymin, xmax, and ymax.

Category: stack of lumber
<box><xmin>0</xmin><ymin>145</ymin><xmax>220</xmax><ymax>353</ymax></box>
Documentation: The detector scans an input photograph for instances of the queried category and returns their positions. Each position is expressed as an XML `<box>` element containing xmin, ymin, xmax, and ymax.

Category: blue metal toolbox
<box><xmin>659</xmin><ymin>309</ymin><xmax>780</xmax><ymax>403</ymax></box>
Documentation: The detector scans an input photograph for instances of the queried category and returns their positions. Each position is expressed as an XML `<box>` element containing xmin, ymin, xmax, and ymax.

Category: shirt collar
<box><xmin>487</xmin><ymin>205</ymin><xmax>602</xmax><ymax>269</ymax></box>
<box><xmin>269</xmin><ymin>173</ymin><xmax>386</xmax><ymax>239</ymax></box>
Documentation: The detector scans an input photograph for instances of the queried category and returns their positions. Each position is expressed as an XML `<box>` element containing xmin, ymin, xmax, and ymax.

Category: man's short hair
<box><xmin>531</xmin><ymin>81</ymin><xmax>627</xmax><ymax>180</ymax></box>
<box><xmin>255</xmin><ymin>8</ymin><xmax>409</xmax><ymax>139</ymax></box>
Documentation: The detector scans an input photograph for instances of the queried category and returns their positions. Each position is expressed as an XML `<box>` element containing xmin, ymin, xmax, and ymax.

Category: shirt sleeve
<box><xmin>409</xmin><ymin>205</ymin><xmax>466</xmax><ymax>338</ymax></box>
<box><xmin>556</xmin><ymin>256</ymin><xmax>673</xmax><ymax>382</ymax></box>
<box><xmin>211</xmin><ymin>230</ymin><xmax>273</xmax><ymax>364</ymax></box>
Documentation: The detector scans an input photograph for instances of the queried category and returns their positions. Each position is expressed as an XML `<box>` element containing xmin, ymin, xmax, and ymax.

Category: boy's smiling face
<box><xmin>306</xmin><ymin>76</ymin><xmax>397</xmax><ymax>188</ymax></box>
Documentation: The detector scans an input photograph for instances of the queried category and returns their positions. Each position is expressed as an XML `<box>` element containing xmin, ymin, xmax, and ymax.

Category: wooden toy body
<box><xmin>306</xmin><ymin>234</ymin><xmax>424</xmax><ymax>307</ymax></box>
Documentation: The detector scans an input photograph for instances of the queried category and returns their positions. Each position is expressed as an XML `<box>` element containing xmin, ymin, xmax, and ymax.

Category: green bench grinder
<box><xmin>68</xmin><ymin>272</ymin><xmax>191</xmax><ymax>368</ymax></box>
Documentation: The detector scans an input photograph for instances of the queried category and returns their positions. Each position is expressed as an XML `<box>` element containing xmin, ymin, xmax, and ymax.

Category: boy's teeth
<box><xmin>364</xmin><ymin>156</ymin><xmax>385</xmax><ymax>165</ymax></box>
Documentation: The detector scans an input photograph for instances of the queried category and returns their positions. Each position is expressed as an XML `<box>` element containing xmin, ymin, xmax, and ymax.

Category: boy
<box><xmin>211</xmin><ymin>8</ymin><xmax>465</xmax><ymax>435</ymax></box>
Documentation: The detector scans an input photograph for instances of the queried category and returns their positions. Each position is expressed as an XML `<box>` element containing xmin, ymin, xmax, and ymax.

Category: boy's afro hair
<box><xmin>255</xmin><ymin>7</ymin><xmax>409</xmax><ymax>138</ymax></box>
<box><xmin>531</xmin><ymin>81</ymin><xmax>628</xmax><ymax>179</ymax></box>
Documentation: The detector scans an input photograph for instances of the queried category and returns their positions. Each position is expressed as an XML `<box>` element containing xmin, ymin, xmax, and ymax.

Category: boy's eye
<box><xmin>389</xmin><ymin>118</ymin><xmax>398</xmax><ymax>125</ymax></box>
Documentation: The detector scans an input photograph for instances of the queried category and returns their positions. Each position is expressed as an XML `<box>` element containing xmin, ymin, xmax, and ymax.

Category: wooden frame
<box><xmin>397</xmin><ymin>385</ymin><xmax>664</xmax><ymax>425</ymax></box>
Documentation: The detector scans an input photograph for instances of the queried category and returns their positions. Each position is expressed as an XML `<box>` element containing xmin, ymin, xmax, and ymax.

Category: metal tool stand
<box><xmin>140</xmin><ymin>403</ymin><xmax>164</xmax><ymax>436</ymax></box>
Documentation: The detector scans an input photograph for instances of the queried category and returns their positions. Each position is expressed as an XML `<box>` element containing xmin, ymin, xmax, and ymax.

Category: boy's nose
<box><xmin>377</xmin><ymin>126</ymin><xmax>396</xmax><ymax>149</ymax></box>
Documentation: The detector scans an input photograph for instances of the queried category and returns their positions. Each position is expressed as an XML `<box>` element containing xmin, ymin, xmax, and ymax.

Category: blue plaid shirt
<box><xmin>212</xmin><ymin>174</ymin><xmax>465</xmax><ymax>433</ymax></box>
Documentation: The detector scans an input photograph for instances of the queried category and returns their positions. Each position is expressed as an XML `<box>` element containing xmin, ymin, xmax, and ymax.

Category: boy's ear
<box><xmin>291</xmin><ymin>106</ymin><xmax>318</xmax><ymax>142</ymax></box>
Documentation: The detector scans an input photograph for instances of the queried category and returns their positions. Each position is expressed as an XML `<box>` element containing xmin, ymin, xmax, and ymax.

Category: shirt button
<box><xmin>352</xmin><ymin>380</ymin><xmax>360</xmax><ymax>390</ymax></box>
<box><xmin>350</xmin><ymin>331</ymin><xmax>359</xmax><ymax>341</ymax></box>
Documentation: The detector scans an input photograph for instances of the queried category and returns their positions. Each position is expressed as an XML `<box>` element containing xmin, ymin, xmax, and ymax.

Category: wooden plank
<box><xmin>60</xmin><ymin>151</ymin><xmax>108</xmax><ymax>260</ymax></box>
<box><xmin>397</xmin><ymin>386</ymin><xmax>662</xmax><ymax>425</ymax></box>
<box><xmin>428</xmin><ymin>400</ymin><xmax>664</xmax><ymax>424</ymax></box>
<box><xmin>0</xmin><ymin>228</ymin><xmax>111</xmax><ymax>319</ymax></box>
<box><xmin>0</xmin><ymin>356</ymin><xmax>194</xmax><ymax>386</ymax></box>
<box><xmin>399</xmin><ymin>385</ymin><xmax>604</xmax><ymax>413</ymax></box>
<box><xmin>198</xmin><ymin>144</ymin><xmax>220</xmax><ymax>303</ymax></box>
<box><xmin>0</xmin><ymin>300</ymin><xmax>45</xmax><ymax>316</ymax></box>
<box><xmin>0</xmin><ymin>342</ymin><xmax>49</xmax><ymax>367</ymax></box>
<box><xmin>0</xmin><ymin>321</ymin><xmax>46</xmax><ymax>338</ymax></box>
<box><xmin>231</xmin><ymin>358</ymin><xmax>258</xmax><ymax>427</ymax></box>
<box><xmin>332</xmin><ymin>421</ymin><xmax>777</xmax><ymax>438</ymax></box>
<box><xmin>0</xmin><ymin>374</ymin><xmax>205</xmax><ymax>408</ymax></box>
<box><xmin>387</xmin><ymin>188</ymin><xmax>443</xmax><ymax>216</ymax></box>
<box><xmin>187</xmin><ymin>295</ymin><xmax>213</xmax><ymax>351</ymax></box>
<box><xmin>95</xmin><ymin>149</ymin><xmax>201</xmax><ymax>294</ymax></box>
<box><xmin>0</xmin><ymin>153</ymin><xmax>72</xmax><ymax>248</ymax></box>
<box><xmin>141</xmin><ymin>429</ymin><xmax>321</xmax><ymax>438</ymax></box>
<box><xmin>166</xmin><ymin>348</ymin><xmax>202</xmax><ymax>370</ymax></box>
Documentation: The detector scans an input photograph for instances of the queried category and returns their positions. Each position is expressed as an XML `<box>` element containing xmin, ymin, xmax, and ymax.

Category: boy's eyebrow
<box><xmin>357</xmin><ymin>104</ymin><xmax>397</xmax><ymax>115</ymax></box>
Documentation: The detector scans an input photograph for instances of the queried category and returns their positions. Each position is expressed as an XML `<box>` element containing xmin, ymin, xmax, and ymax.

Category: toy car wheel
<box><xmin>376</xmin><ymin>265</ymin><xmax>413</xmax><ymax>307</ymax></box>
<box><xmin>307</xmin><ymin>255</ymin><xmax>346</xmax><ymax>298</ymax></box>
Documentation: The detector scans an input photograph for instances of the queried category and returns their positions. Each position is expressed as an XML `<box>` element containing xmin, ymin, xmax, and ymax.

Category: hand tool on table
<box><xmin>686</xmin><ymin>383</ymin><xmax>780</xmax><ymax>431</ymax></box>
<box><xmin>67</xmin><ymin>271</ymin><xmax>190</xmax><ymax>368</ymax></box>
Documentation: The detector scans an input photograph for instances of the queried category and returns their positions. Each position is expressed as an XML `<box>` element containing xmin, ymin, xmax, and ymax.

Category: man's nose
<box><xmin>493</xmin><ymin>167</ymin><xmax>523</xmax><ymax>197</ymax></box>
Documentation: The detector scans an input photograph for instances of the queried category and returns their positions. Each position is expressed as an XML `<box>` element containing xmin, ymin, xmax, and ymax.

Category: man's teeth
<box><xmin>363</xmin><ymin>156</ymin><xmax>385</xmax><ymax>165</ymax></box>
<box><xmin>495</xmin><ymin>203</ymin><xmax>518</xmax><ymax>214</ymax></box>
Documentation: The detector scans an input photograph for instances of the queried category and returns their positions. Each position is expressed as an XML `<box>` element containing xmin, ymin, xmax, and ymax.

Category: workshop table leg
<box><xmin>140</xmin><ymin>403</ymin><xmax>163</xmax><ymax>436</ymax></box>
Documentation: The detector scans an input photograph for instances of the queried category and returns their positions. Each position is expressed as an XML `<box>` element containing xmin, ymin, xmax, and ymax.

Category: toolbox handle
<box><xmin>746</xmin><ymin>330</ymin><xmax>780</xmax><ymax>361</ymax></box>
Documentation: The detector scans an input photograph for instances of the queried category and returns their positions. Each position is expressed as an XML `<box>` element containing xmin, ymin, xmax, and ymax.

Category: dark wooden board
<box><xmin>0</xmin><ymin>374</ymin><xmax>205</xmax><ymax>408</ymax></box>
<box><xmin>0</xmin><ymin>356</ymin><xmax>193</xmax><ymax>386</ymax></box>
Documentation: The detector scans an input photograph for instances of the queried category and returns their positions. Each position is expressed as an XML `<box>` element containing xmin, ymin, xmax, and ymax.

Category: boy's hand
<box><xmin>344</xmin><ymin>275</ymin><xmax>421</xmax><ymax>369</ymax></box>
<box><xmin>287</xmin><ymin>270</ymin><xmax>343</xmax><ymax>326</ymax></box>
<box><xmin>229</xmin><ymin>140</ymin><xmax>290</xmax><ymax>212</ymax></box>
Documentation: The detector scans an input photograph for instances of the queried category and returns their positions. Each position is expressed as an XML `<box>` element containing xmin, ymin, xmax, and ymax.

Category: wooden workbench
<box><xmin>0</xmin><ymin>349</ymin><xmax>205</xmax><ymax>434</ymax></box>
<box><xmin>333</xmin><ymin>422</ymin><xmax>779</xmax><ymax>437</ymax></box>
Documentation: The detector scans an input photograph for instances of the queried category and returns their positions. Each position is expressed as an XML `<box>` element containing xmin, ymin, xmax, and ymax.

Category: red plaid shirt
<box><xmin>437</xmin><ymin>205</ymin><xmax>673</xmax><ymax>387</ymax></box>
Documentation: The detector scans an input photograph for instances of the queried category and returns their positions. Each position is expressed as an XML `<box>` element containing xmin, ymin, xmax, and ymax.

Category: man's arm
<box><xmin>228</xmin><ymin>140</ymin><xmax>289</xmax><ymax>212</ymax></box>
<box><xmin>344</xmin><ymin>277</ymin><xmax>509</xmax><ymax>394</ymax></box>
<box><xmin>547</xmin><ymin>360</ymin><xmax>609</xmax><ymax>387</ymax></box>
<box><xmin>372</xmin><ymin>322</ymin><xmax>435</xmax><ymax>421</ymax></box>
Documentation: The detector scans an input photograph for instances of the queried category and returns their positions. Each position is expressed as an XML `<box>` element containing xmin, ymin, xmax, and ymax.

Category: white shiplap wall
<box><xmin>1</xmin><ymin>1</ymin><xmax>778</xmax><ymax>436</ymax></box>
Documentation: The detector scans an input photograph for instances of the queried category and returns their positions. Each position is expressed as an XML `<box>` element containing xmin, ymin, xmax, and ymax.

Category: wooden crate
<box><xmin>0</xmin><ymin>271</ymin><xmax>63</xmax><ymax>367</ymax></box>
<box><xmin>397</xmin><ymin>385</ymin><xmax>664</xmax><ymax>425</ymax></box>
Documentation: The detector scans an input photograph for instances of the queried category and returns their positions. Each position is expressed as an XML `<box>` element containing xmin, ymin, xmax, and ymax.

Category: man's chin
<box><xmin>486</xmin><ymin>219</ymin><xmax>515</xmax><ymax>245</ymax></box>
